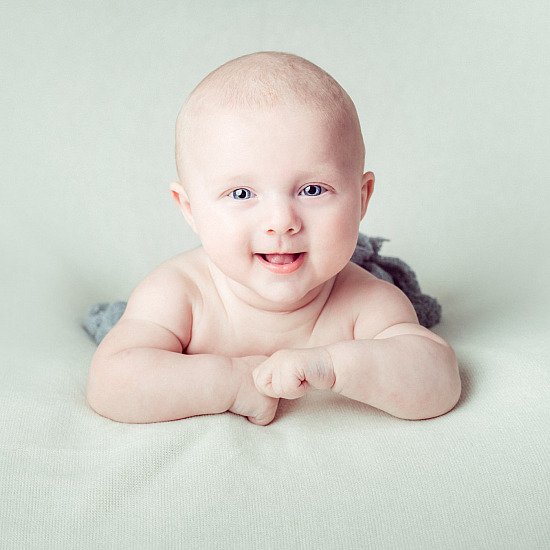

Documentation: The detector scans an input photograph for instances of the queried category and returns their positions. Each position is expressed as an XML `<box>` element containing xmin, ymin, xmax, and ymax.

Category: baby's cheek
<box><xmin>327</xmin><ymin>219</ymin><xmax>358</xmax><ymax>261</ymax></box>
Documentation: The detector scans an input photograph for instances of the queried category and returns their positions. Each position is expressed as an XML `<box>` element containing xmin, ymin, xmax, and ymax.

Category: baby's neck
<box><xmin>207</xmin><ymin>260</ymin><xmax>336</xmax><ymax>331</ymax></box>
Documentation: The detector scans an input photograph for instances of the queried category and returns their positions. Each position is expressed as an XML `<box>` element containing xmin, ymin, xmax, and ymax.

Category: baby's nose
<box><xmin>263</xmin><ymin>198</ymin><xmax>302</xmax><ymax>235</ymax></box>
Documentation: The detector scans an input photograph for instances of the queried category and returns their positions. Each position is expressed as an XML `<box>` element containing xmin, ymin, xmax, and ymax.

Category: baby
<box><xmin>86</xmin><ymin>52</ymin><xmax>461</xmax><ymax>425</ymax></box>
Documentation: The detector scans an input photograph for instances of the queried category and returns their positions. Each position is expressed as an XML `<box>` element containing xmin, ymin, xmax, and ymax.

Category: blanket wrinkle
<box><xmin>84</xmin><ymin>234</ymin><xmax>441</xmax><ymax>344</ymax></box>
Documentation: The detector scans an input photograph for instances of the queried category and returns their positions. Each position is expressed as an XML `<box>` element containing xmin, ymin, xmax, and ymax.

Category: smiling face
<box><xmin>171</xmin><ymin>102</ymin><xmax>374</xmax><ymax>311</ymax></box>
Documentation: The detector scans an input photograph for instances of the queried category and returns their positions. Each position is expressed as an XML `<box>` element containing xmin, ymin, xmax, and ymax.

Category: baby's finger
<box><xmin>253</xmin><ymin>366</ymin><xmax>277</xmax><ymax>398</ymax></box>
<box><xmin>271</xmin><ymin>369</ymin><xmax>307</xmax><ymax>399</ymax></box>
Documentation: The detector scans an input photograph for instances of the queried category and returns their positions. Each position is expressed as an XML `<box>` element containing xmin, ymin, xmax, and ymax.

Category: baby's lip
<box><xmin>255</xmin><ymin>252</ymin><xmax>306</xmax><ymax>274</ymax></box>
<box><xmin>259</xmin><ymin>253</ymin><xmax>303</xmax><ymax>265</ymax></box>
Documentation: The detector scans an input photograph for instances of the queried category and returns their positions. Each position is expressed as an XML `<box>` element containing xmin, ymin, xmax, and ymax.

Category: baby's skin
<box><xmin>86</xmin><ymin>53</ymin><xmax>461</xmax><ymax>425</ymax></box>
<box><xmin>88</xmin><ymin>248</ymin><xmax>459</xmax><ymax>425</ymax></box>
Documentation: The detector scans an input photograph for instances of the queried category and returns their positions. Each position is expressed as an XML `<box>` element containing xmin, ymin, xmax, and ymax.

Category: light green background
<box><xmin>2</xmin><ymin>1</ymin><xmax>549</xmax><ymax>328</ymax></box>
<box><xmin>1</xmin><ymin>2</ymin><xmax>549</xmax><ymax>549</ymax></box>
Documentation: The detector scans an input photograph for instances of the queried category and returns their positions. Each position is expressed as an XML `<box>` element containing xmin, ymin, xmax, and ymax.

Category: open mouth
<box><xmin>256</xmin><ymin>252</ymin><xmax>305</xmax><ymax>273</ymax></box>
<box><xmin>260</xmin><ymin>253</ymin><xmax>303</xmax><ymax>265</ymax></box>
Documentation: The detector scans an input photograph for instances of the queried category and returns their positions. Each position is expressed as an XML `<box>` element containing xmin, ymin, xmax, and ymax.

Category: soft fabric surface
<box><xmin>2</xmin><ymin>1</ymin><xmax>549</xmax><ymax>549</ymax></box>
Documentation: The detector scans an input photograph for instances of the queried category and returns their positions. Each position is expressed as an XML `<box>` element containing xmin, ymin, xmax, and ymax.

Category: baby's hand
<box><xmin>253</xmin><ymin>348</ymin><xmax>335</xmax><ymax>399</ymax></box>
<box><xmin>229</xmin><ymin>356</ymin><xmax>280</xmax><ymax>426</ymax></box>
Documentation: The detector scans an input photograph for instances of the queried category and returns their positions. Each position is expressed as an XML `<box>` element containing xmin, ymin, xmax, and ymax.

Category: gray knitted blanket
<box><xmin>84</xmin><ymin>234</ymin><xmax>441</xmax><ymax>344</ymax></box>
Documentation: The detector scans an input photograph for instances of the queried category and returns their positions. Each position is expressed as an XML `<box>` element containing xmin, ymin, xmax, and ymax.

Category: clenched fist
<box><xmin>253</xmin><ymin>347</ymin><xmax>336</xmax><ymax>399</ymax></box>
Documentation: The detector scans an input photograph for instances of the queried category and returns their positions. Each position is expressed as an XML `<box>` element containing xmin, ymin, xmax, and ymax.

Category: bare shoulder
<box><xmin>126</xmin><ymin>248</ymin><xmax>207</xmax><ymax>307</ymax></box>
<box><xmin>333</xmin><ymin>262</ymin><xmax>420</xmax><ymax>339</ymax></box>
<box><xmin>121</xmin><ymin>247</ymin><xmax>209</xmax><ymax>346</ymax></box>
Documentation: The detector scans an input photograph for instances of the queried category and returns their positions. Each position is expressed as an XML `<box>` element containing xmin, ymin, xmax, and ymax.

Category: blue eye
<box><xmin>300</xmin><ymin>184</ymin><xmax>325</xmax><ymax>197</ymax></box>
<box><xmin>230</xmin><ymin>188</ymin><xmax>253</xmax><ymax>200</ymax></box>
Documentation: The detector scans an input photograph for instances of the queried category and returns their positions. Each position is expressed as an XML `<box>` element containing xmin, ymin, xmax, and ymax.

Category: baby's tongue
<box><xmin>264</xmin><ymin>253</ymin><xmax>299</xmax><ymax>265</ymax></box>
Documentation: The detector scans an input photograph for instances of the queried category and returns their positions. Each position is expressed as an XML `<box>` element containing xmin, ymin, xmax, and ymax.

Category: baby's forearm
<box><xmin>87</xmin><ymin>348</ymin><xmax>235</xmax><ymax>423</ymax></box>
<box><xmin>326</xmin><ymin>335</ymin><xmax>461</xmax><ymax>420</ymax></box>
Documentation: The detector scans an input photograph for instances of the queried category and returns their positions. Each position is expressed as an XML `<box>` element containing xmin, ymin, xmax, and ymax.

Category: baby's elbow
<box><xmin>436</xmin><ymin>346</ymin><xmax>462</xmax><ymax>417</ymax></box>
<box><xmin>86</xmin><ymin>388</ymin><xmax>114</xmax><ymax>422</ymax></box>
<box><xmin>86</xmin><ymin>369</ymin><xmax>118</xmax><ymax>422</ymax></box>
<box><xmin>399</xmin><ymin>377</ymin><xmax>461</xmax><ymax>421</ymax></box>
<box><xmin>86</xmin><ymin>357</ymin><xmax>133</xmax><ymax>423</ymax></box>
<box><xmin>86</xmin><ymin>378</ymin><xmax>110</xmax><ymax>420</ymax></box>
<box><xmin>86</xmin><ymin>383</ymin><xmax>136</xmax><ymax>423</ymax></box>
<box><xmin>394</xmin><ymin>349</ymin><xmax>461</xmax><ymax>421</ymax></box>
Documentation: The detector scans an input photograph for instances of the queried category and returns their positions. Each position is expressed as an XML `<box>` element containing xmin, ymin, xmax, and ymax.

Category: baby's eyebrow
<box><xmin>222</xmin><ymin>174</ymin><xmax>256</xmax><ymax>186</ymax></box>
<box><xmin>294</xmin><ymin>168</ymin><xmax>340</xmax><ymax>183</ymax></box>
<box><xmin>214</xmin><ymin>165</ymin><xmax>342</xmax><ymax>189</ymax></box>
<box><xmin>297</xmin><ymin>170</ymin><xmax>332</xmax><ymax>180</ymax></box>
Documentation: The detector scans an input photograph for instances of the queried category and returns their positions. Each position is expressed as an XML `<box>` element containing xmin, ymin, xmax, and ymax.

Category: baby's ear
<box><xmin>360</xmin><ymin>171</ymin><xmax>375</xmax><ymax>219</ymax></box>
<box><xmin>169</xmin><ymin>182</ymin><xmax>198</xmax><ymax>233</ymax></box>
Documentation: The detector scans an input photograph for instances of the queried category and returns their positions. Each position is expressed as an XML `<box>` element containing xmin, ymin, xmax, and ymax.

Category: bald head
<box><xmin>175</xmin><ymin>52</ymin><xmax>365</xmax><ymax>181</ymax></box>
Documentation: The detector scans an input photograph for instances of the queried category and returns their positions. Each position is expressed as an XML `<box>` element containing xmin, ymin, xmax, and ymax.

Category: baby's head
<box><xmin>171</xmin><ymin>52</ymin><xmax>374</xmax><ymax>310</ymax></box>
<box><xmin>175</xmin><ymin>51</ymin><xmax>365</xmax><ymax>182</ymax></box>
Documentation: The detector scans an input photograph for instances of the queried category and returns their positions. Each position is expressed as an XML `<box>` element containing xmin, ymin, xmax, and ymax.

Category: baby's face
<box><xmin>174</xmin><ymin>104</ymin><xmax>373</xmax><ymax>311</ymax></box>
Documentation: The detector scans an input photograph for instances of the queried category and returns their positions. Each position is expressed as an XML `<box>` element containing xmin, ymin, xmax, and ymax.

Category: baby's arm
<box><xmin>254</xmin><ymin>280</ymin><xmax>461</xmax><ymax>420</ymax></box>
<box><xmin>325</xmin><ymin>322</ymin><xmax>460</xmax><ymax>420</ymax></box>
<box><xmin>86</xmin><ymin>264</ymin><xmax>278</xmax><ymax>425</ymax></box>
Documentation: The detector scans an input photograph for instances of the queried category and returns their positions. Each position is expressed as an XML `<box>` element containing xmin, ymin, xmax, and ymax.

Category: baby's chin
<box><xmin>237</xmin><ymin>278</ymin><xmax>334</xmax><ymax>313</ymax></box>
<box><xmin>207</xmin><ymin>254</ymin><xmax>341</xmax><ymax>312</ymax></box>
